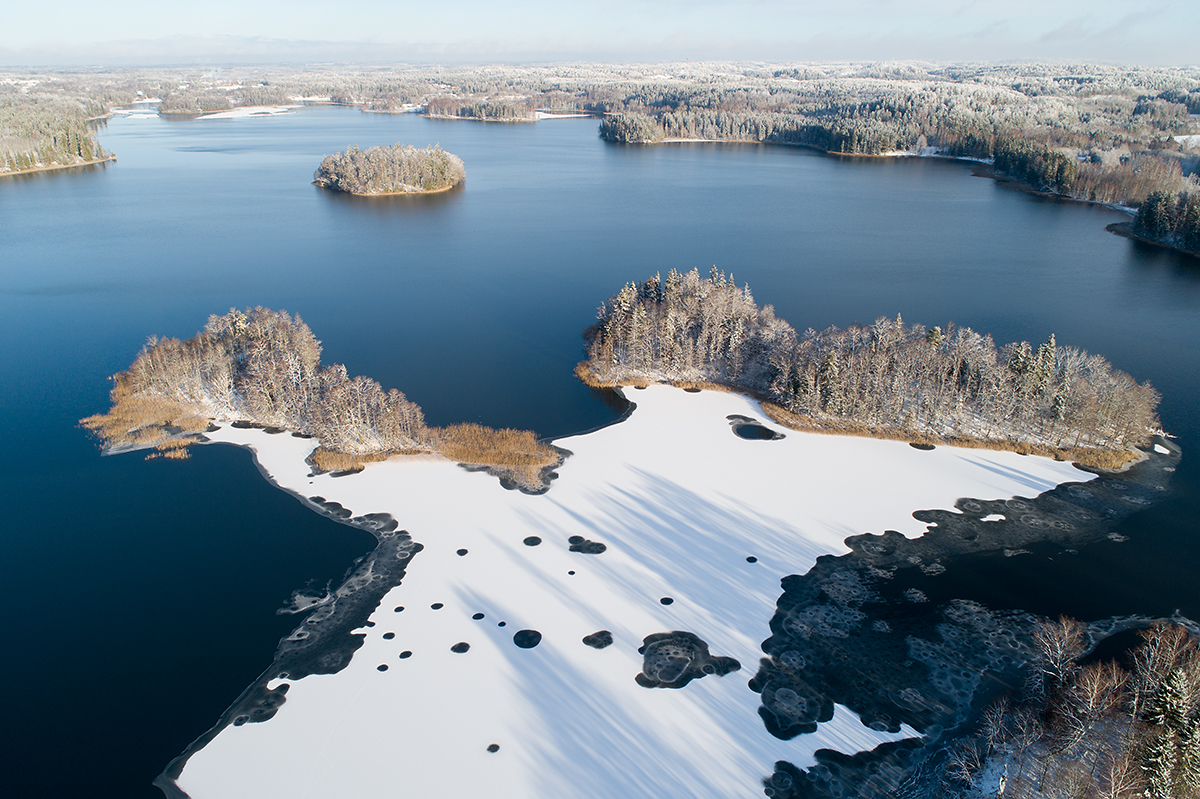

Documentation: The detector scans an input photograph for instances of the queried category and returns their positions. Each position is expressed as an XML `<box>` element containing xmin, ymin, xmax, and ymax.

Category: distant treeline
<box><xmin>582</xmin><ymin>269</ymin><xmax>1160</xmax><ymax>458</ymax></box>
<box><xmin>0</xmin><ymin>97</ymin><xmax>107</xmax><ymax>174</ymax></box>
<box><xmin>313</xmin><ymin>143</ymin><xmax>465</xmax><ymax>195</ymax></box>
<box><xmin>600</xmin><ymin>106</ymin><xmax>1195</xmax><ymax>209</ymax></box>
<box><xmin>5</xmin><ymin>63</ymin><xmax>1199</xmax><ymax>249</ymax></box>
<box><xmin>1134</xmin><ymin>191</ymin><xmax>1200</xmax><ymax>253</ymax></box>
<box><xmin>424</xmin><ymin>97</ymin><xmax>536</xmax><ymax>121</ymax></box>
<box><xmin>82</xmin><ymin>308</ymin><xmax>556</xmax><ymax>483</ymax></box>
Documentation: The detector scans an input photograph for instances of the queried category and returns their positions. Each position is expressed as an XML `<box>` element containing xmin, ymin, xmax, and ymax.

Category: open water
<box><xmin>2</xmin><ymin>106</ymin><xmax>1198</xmax><ymax>798</ymax></box>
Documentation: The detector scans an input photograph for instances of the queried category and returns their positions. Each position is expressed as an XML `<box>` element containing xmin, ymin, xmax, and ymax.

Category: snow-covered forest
<box><xmin>313</xmin><ymin>143</ymin><xmax>464</xmax><ymax>195</ymax></box>
<box><xmin>81</xmin><ymin>308</ymin><xmax>556</xmax><ymax>481</ymax></box>
<box><xmin>938</xmin><ymin>620</ymin><xmax>1200</xmax><ymax>799</ymax></box>
<box><xmin>1135</xmin><ymin>192</ymin><xmax>1200</xmax><ymax>254</ymax></box>
<box><xmin>0</xmin><ymin>93</ymin><xmax>108</xmax><ymax>173</ymax></box>
<box><xmin>582</xmin><ymin>269</ymin><xmax>1161</xmax><ymax>459</ymax></box>
<box><xmin>4</xmin><ymin>62</ymin><xmax>1198</xmax><ymax>218</ymax></box>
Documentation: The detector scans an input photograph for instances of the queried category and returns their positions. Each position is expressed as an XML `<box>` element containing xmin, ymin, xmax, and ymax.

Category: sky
<box><xmin>1</xmin><ymin>0</ymin><xmax>1197</xmax><ymax>66</ymax></box>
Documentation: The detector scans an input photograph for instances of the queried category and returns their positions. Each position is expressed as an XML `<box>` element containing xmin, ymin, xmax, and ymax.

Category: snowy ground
<box><xmin>196</xmin><ymin>105</ymin><xmax>299</xmax><ymax>120</ymax></box>
<box><xmin>176</xmin><ymin>386</ymin><xmax>1091</xmax><ymax>799</ymax></box>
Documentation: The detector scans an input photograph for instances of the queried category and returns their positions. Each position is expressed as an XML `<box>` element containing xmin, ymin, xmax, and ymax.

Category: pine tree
<box><xmin>1143</xmin><ymin>729</ymin><xmax>1178</xmax><ymax>799</ymax></box>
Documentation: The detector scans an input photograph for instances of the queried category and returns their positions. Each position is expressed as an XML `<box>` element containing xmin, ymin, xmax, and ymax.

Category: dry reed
<box><xmin>308</xmin><ymin>448</ymin><xmax>390</xmax><ymax>474</ymax></box>
<box><xmin>430</xmin><ymin>424</ymin><xmax>558</xmax><ymax>467</ymax></box>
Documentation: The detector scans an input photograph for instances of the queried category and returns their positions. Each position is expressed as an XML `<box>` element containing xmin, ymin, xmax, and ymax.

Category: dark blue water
<box><xmin>2</xmin><ymin>106</ymin><xmax>1198</xmax><ymax>798</ymax></box>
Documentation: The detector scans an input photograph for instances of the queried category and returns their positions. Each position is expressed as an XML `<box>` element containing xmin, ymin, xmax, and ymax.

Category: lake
<box><xmin>2</xmin><ymin>106</ymin><xmax>1197</xmax><ymax>798</ymax></box>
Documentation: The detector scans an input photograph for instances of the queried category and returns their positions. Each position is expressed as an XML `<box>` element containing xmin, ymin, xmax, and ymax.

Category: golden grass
<box><xmin>173</xmin><ymin>415</ymin><xmax>212</xmax><ymax>433</ymax></box>
<box><xmin>308</xmin><ymin>448</ymin><xmax>390</xmax><ymax>474</ymax></box>
<box><xmin>573</xmin><ymin>362</ymin><xmax>735</xmax><ymax>395</ymax></box>
<box><xmin>760</xmin><ymin>402</ymin><xmax>1143</xmax><ymax>471</ymax></box>
<box><xmin>430</xmin><ymin>424</ymin><xmax>558</xmax><ymax>467</ymax></box>
<box><xmin>80</xmin><ymin>380</ymin><xmax>211</xmax><ymax>450</ymax></box>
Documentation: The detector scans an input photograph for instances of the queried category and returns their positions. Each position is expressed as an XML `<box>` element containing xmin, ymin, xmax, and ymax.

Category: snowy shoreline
<box><xmin>169</xmin><ymin>385</ymin><xmax>1092</xmax><ymax>799</ymax></box>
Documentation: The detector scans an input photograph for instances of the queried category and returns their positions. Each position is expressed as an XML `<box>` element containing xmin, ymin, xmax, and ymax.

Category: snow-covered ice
<box><xmin>196</xmin><ymin>105</ymin><xmax>299</xmax><ymax>120</ymax></box>
<box><xmin>177</xmin><ymin>386</ymin><xmax>1091</xmax><ymax>799</ymax></box>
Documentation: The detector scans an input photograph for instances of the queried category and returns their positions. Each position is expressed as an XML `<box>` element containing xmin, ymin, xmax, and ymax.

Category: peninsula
<box><xmin>579</xmin><ymin>269</ymin><xmax>1162</xmax><ymax>469</ymax></box>
<box><xmin>79</xmin><ymin>297</ymin><xmax>1179</xmax><ymax>799</ymax></box>
<box><xmin>80</xmin><ymin>307</ymin><xmax>555</xmax><ymax>488</ymax></box>
<box><xmin>312</xmin><ymin>143</ymin><xmax>465</xmax><ymax>195</ymax></box>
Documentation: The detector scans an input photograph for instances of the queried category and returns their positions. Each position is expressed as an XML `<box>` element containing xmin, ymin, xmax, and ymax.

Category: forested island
<box><xmin>81</xmin><ymin>308</ymin><xmax>556</xmax><ymax>487</ymax></box>
<box><xmin>312</xmin><ymin>143</ymin><xmax>464</xmax><ymax>195</ymax></box>
<box><xmin>579</xmin><ymin>268</ymin><xmax>1161</xmax><ymax>468</ymax></box>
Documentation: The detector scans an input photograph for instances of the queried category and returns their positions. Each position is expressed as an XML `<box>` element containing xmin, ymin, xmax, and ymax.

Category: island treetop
<box><xmin>313</xmin><ymin>143</ymin><xmax>465</xmax><ymax>195</ymax></box>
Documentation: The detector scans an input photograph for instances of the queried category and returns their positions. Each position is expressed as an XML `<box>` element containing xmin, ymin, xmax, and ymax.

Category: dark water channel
<box><xmin>2</xmin><ymin>106</ymin><xmax>1198</xmax><ymax>798</ymax></box>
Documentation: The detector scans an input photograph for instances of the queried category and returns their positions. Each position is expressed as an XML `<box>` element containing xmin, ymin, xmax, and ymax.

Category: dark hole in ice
<box><xmin>568</xmin><ymin>570</ymin><xmax>576</xmax><ymax>575</ymax></box>
<box><xmin>636</xmin><ymin>631</ymin><xmax>741</xmax><ymax>689</ymax></box>
<box><xmin>456</xmin><ymin>548</ymin><xmax>468</xmax><ymax>556</ymax></box>
<box><xmin>394</xmin><ymin>606</ymin><xmax>404</xmax><ymax>613</ymax></box>
<box><xmin>487</xmin><ymin>744</ymin><xmax>500</xmax><ymax>753</ymax></box>
<box><xmin>399</xmin><ymin>651</ymin><xmax>412</xmax><ymax>659</ymax></box>
<box><xmin>472</xmin><ymin>613</ymin><xmax>485</xmax><ymax>620</ymax></box>
<box><xmin>660</xmin><ymin>597</ymin><xmax>674</xmax><ymax>605</ymax></box>
<box><xmin>451</xmin><ymin>642</ymin><xmax>470</xmax><ymax>653</ymax></box>
<box><xmin>734</xmin><ymin>424</ymin><xmax>781</xmax><ymax>440</ymax></box>
<box><xmin>513</xmin><ymin>630</ymin><xmax>543</xmax><ymax>648</ymax></box>
<box><xmin>523</xmin><ymin>536</ymin><xmax>542</xmax><ymax>546</ymax></box>
<box><xmin>498</xmin><ymin>621</ymin><xmax>507</xmax><ymax>627</ymax></box>
<box><xmin>382</xmin><ymin>632</ymin><xmax>395</xmax><ymax>640</ymax></box>
<box><xmin>909</xmin><ymin>442</ymin><xmax>936</xmax><ymax>451</ymax></box>
<box><xmin>746</xmin><ymin>556</ymin><xmax>758</xmax><ymax>563</ymax></box>
<box><xmin>568</xmin><ymin>536</ymin><xmax>607</xmax><ymax>554</ymax></box>
<box><xmin>377</xmin><ymin>664</ymin><xmax>388</xmax><ymax>672</ymax></box>
<box><xmin>583</xmin><ymin>631</ymin><xmax>613</xmax><ymax>649</ymax></box>
<box><xmin>431</xmin><ymin>603</ymin><xmax>444</xmax><ymax>610</ymax></box>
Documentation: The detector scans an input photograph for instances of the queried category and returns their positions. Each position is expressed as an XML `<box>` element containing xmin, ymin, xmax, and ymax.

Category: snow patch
<box><xmin>176</xmin><ymin>386</ymin><xmax>1089</xmax><ymax>799</ymax></box>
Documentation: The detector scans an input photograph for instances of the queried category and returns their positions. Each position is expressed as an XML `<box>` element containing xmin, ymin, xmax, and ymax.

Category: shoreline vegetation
<box><xmin>312</xmin><ymin>143</ymin><xmax>464</xmax><ymax>195</ymax></box>
<box><xmin>0</xmin><ymin>153</ymin><xmax>116</xmax><ymax>177</ymax></box>
<box><xmin>6</xmin><ymin>63</ymin><xmax>1197</xmax><ymax>254</ymax></box>
<box><xmin>578</xmin><ymin>269</ymin><xmax>1162</xmax><ymax>471</ymax></box>
<box><xmin>80</xmin><ymin>308</ymin><xmax>557</xmax><ymax>490</ymax></box>
<box><xmin>936</xmin><ymin>619</ymin><xmax>1200</xmax><ymax>799</ymax></box>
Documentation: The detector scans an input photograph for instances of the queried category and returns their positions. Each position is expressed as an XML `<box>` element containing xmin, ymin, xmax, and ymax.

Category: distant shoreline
<box><xmin>1106</xmin><ymin>220</ymin><xmax>1200</xmax><ymax>259</ymax></box>
<box><xmin>0</xmin><ymin>155</ymin><xmax>115</xmax><ymax>178</ymax></box>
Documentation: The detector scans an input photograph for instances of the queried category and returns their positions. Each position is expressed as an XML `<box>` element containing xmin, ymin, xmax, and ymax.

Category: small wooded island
<box><xmin>312</xmin><ymin>143</ymin><xmax>465</xmax><ymax>195</ymax></box>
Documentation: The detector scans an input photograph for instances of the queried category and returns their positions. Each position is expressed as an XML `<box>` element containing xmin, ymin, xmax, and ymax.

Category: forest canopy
<box><xmin>581</xmin><ymin>268</ymin><xmax>1161</xmax><ymax>463</ymax></box>
<box><xmin>0</xmin><ymin>95</ymin><xmax>108</xmax><ymax>174</ymax></box>
<box><xmin>312</xmin><ymin>143</ymin><xmax>465</xmax><ymax>195</ymax></box>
